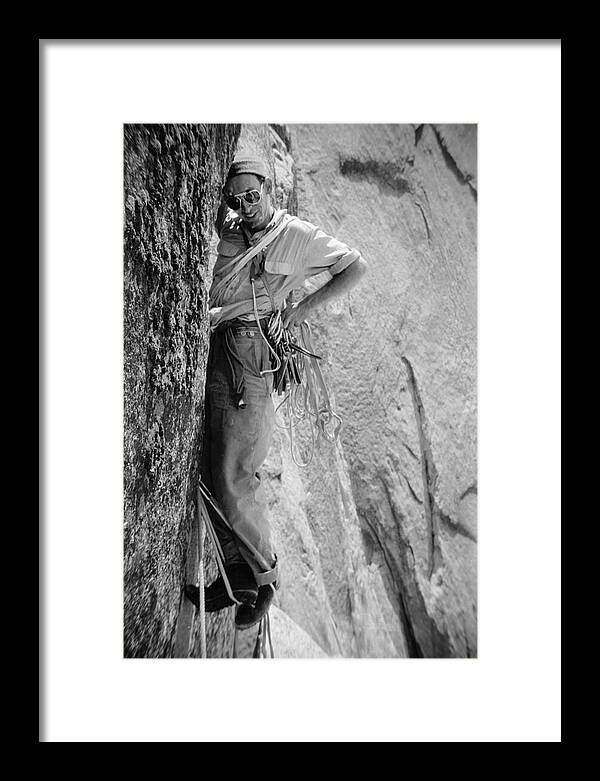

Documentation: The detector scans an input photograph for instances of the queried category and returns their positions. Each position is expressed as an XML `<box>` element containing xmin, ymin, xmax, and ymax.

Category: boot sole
<box><xmin>234</xmin><ymin>615</ymin><xmax>264</xmax><ymax>631</ymax></box>
<box><xmin>234</xmin><ymin>585</ymin><xmax>276</xmax><ymax>630</ymax></box>
<box><xmin>205</xmin><ymin>589</ymin><xmax>258</xmax><ymax>612</ymax></box>
<box><xmin>235</xmin><ymin>602</ymin><xmax>273</xmax><ymax>630</ymax></box>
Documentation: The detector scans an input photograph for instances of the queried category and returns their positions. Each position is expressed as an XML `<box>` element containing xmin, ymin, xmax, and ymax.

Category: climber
<box><xmin>184</xmin><ymin>155</ymin><xmax>367</xmax><ymax>631</ymax></box>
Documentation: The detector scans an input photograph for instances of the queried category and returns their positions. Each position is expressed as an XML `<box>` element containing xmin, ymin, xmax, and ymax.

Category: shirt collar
<box><xmin>242</xmin><ymin>208</ymin><xmax>286</xmax><ymax>245</ymax></box>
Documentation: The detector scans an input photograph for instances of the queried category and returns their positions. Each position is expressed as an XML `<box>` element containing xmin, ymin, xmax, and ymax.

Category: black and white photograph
<box><xmin>123</xmin><ymin>123</ymin><xmax>478</xmax><ymax>659</ymax></box>
<box><xmin>41</xmin><ymin>40</ymin><xmax>561</xmax><ymax>742</ymax></box>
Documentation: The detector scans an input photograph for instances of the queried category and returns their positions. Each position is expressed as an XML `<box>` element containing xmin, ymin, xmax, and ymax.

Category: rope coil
<box><xmin>269</xmin><ymin>315</ymin><xmax>342</xmax><ymax>467</ymax></box>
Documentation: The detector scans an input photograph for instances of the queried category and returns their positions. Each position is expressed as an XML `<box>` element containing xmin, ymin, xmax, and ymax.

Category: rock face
<box><xmin>123</xmin><ymin>122</ymin><xmax>477</xmax><ymax>659</ymax></box>
<box><xmin>123</xmin><ymin>124</ymin><xmax>240</xmax><ymax>658</ymax></box>
<box><xmin>232</xmin><ymin>606</ymin><xmax>329</xmax><ymax>659</ymax></box>
<box><xmin>292</xmin><ymin>124</ymin><xmax>477</xmax><ymax>657</ymax></box>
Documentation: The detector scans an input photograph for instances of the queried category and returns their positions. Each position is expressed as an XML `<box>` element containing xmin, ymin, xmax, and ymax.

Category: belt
<box><xmin>231</xmin><ymin>326</ymin><xmax>262</xmax><ymax>338</ymax></box>
<box><xmin>219</xmin><ymin>317</ymin><xmax>270</xmax><ymax>339</ymax></box>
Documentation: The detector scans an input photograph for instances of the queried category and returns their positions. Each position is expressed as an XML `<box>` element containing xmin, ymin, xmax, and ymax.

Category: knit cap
<box><xmin>226</xmin><ymin>157</ymin><xmax>269</xmax><ymax>181</ymax></box>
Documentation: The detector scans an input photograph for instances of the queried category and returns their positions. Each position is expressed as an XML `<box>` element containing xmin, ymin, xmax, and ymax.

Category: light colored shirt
<box><xmin>209</xmin><ymin>208</ymin><xmax>361</xmax><ymax>328</ymax></box>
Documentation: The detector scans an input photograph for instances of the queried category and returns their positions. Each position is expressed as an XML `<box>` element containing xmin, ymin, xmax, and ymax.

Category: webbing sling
<box><xmin>197</xmin><ymin>490</ymin><xmax>241</xmax><ymax>603</ymax></box>
<box><xmin>195</xmin><ymin>480</ymin><xmax>278</xmax><ymax>659</ymax></box>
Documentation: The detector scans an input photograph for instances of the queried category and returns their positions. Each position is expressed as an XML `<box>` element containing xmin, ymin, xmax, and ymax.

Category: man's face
<box><xmin>224</xmin><ymin>173</ymin><xmax>272</xmax><ymax>230</ymax></box>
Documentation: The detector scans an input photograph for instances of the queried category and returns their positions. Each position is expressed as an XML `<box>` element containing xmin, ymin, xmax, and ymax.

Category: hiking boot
<box><xmin>234</xmin><ymin>584</ymin><xmax>276</xmax><ymax>631</ymax></box>
<box><xmin>184</xmin><ymin>562</ymin><xmax>258</xmax><ymax>613</ymax></box>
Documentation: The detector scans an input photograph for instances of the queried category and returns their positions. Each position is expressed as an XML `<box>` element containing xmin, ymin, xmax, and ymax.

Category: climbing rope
<box><xmin>251</xmin><ymin>278</ymin><xmax>281</xmax><ymax>377</ymax></box>
<box><xmin>253</xmin><ymin>612</ymin><xmax>274</xmax><ymax>658</ymax></box>
<box><xmin>249</xmin><ymin>252</ymin><xmax>342</xmax><ymax>468</ymax></box>
<box><xmin>197</xmin><ymin>488</ymin><xmax>207</xmax><ymax>659</ymax></box>
<box><xmin>271</xmin><ymin>318</ymin><xmax>342</xmax><ymax>467</ymax></box>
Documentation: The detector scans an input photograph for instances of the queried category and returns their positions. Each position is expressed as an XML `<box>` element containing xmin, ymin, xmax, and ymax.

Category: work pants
<box><xmin>202</xmin><ymin>322</ymin><xmax>278</xmax><ymax>585</ymax></box>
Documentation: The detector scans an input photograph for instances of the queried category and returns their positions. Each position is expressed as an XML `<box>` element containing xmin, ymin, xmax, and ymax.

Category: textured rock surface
<box><xmin>233</xmin><ymin>606</ymin><xmax>329</xmax><ymax>659</ymax></box>
<box><xmin>123</xmin><ymin>124</ymin><xmax>240</xmax><ymax>658</ymax></box>
<box><xmin>287</xmin><ymin>123</ymin><xmax>478</xmax><ymax>657</ymax></box>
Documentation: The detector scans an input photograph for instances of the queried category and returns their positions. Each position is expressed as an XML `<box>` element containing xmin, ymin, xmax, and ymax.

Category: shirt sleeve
<box><xmin>302</xmin><ymin>226</ymin><xmax>362</xmax><ymax>280</ymax></box>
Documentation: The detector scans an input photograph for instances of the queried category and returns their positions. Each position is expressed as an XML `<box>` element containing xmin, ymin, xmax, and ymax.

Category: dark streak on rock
<box><xmin>403</xmin><ymin>473</ymin><xmax>424</xmax><ymax>505</ymax></box>
<box><xmin>362</xmin><ymin>514</ymin><xmax>396</xmax><ymax>584</ymax></box>
<box><xmin>439</xmin><ymin>510</ymin><xmax>477</xmax><ymax>544</ymax></box>
<box><xmin>375</xmin><ymin>476</ymin><xmax>453</xmax><ymax>658</ymax></box>
<box><xmin>378</xmin><ymin>479</ymin><xmax>410</xmax><ymax>555</ymax></box>
<box><xmin>460</xmin><ymin>483</ymin><xmax>478</xmax><ymax>501</ymax></box>
<box><xmin>398</xmin><ymin>590</ymin><xmax>423</xmax><ymax>659</ymax></box>
<box><xmin>403</xmin><ymin>442</ymin><xmax>419</xmax><ymax>461</ymax></box>
<box><xmin>414</xmin><ymin>200</ymin><xmax>433</xmax><ymax>246</ymax></box>
<box><xmin>339</xmin><ymin>157</ymin><xmax>411</xmax><ymax>197</ymax></box>
<box><xmin>361</xmin><ymin>511</ymin><xmax>423</xmax><ymax>658</ymax></box>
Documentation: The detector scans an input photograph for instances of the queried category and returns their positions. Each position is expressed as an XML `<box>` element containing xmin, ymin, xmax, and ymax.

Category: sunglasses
<box><xmin>223</xmin><ymin>181</ymin><xmax>264</xmax><ymax>211</ymax></box>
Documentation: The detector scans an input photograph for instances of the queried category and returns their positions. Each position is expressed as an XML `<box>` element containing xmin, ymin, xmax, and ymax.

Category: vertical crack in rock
<box><xmin>398</xmin><ymin>590</ymin><xmax>423</xmax><ymax>659</ymax></box>
<box><xmin>361</xmin><ymin>512</ymin><xmax>422</xmax><ymax>658</ymax></box>
<box><xmin>376</xmin><ymin>476</ymin><xmax>452</xmax><ymax>658</ymax></box>
<box><xmin>414</xmin><ymin>124</ymin><xmax>425</xmax><ymax>146</ymax></box>
<box><xmin>401</xmin><ymin>356</ymin><xmax>443</xmax><ymax>578</ymax></box>
<box><xmin>431</xmin><ymin>125</ymin><xmax>477</xmax><ymax>201</ymax></box>
<box><xmin>414</xmin><ymin>200</ymin><xmax>433</xmax><ymax>247</ymax></box>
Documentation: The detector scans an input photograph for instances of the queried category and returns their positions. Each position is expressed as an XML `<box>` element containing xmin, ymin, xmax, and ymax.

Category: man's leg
<box><xmin>200</xmin><ymin>388</ymin><xmax>246</xmax><ymax>567</ymax></box>
<box><xmin>206</xmin><ymin>369</ymin><xmax>276</xmax><ymax>579</ymax></box>
<box><xmin>186</xmin><ymin>332</ymin><xmax>272</xmax><ymax>612</ymax></box>
<box><xmin>185</xmin><ymin>331</ymin><xmax>278</xmax><ymax>616</ymax></box>
<box><xmin>184</xmin><ymin>392</ymin><xmax>258</xmax><ymax>611</ymax></box>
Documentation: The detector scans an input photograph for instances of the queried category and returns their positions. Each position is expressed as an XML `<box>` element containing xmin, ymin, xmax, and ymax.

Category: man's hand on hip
<box><xmin>281</xmin><ymin>300</ymin><xmax>307</xmax><ymax>329</ymax></box>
